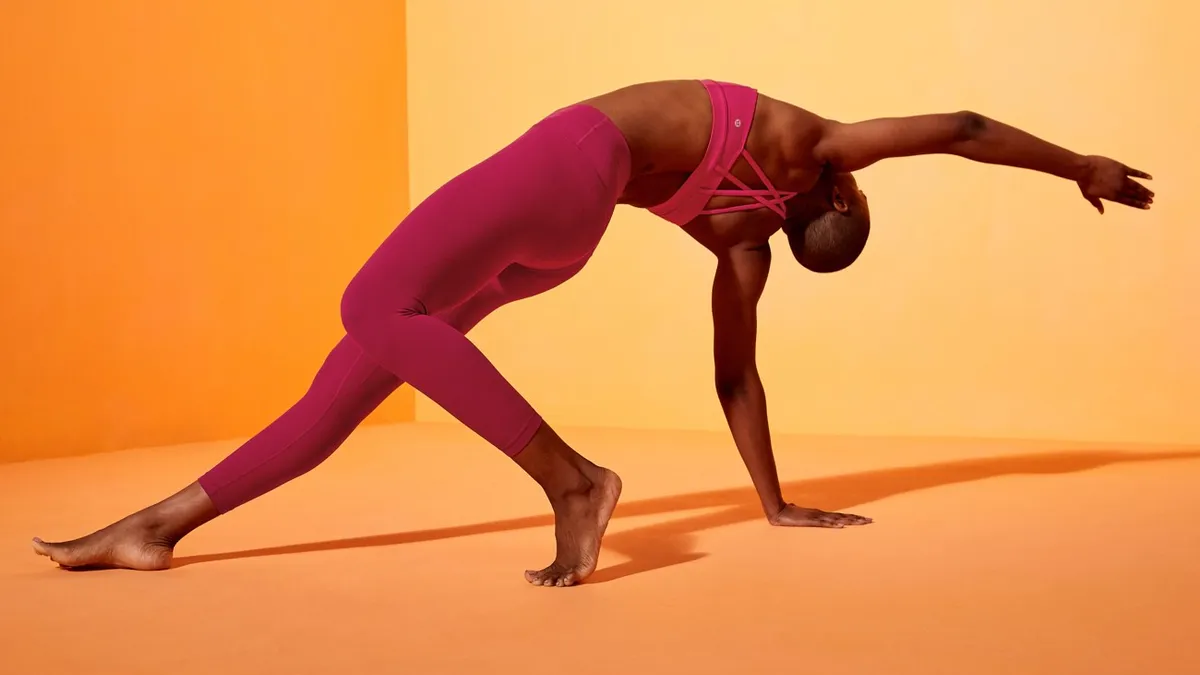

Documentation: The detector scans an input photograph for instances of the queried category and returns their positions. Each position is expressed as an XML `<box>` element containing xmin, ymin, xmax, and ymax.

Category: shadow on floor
<box><xmin>173</xmin><ymin>449</ymin><xmax>1200</xmax><ymax>582</ymax></box>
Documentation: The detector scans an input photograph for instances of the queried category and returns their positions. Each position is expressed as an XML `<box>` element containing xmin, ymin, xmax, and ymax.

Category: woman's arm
<box><xmin>708</xmin><ymin>243</ymin><xmax>873</xmax><ymax>528</ymax></box>
<box><xmin>710</xmin><ymin>242</ymin><xmax>786</xmax><ymax>518</ymax></box>
<box><xmin>814</xmin><ymin>111</ymin><xmax>1083</xmax><ymax>175</ymax></box>
<box><xmin>813</xmin><ymin>112</ymin><xmax>1153</xmax><ymax>212</ymax></box>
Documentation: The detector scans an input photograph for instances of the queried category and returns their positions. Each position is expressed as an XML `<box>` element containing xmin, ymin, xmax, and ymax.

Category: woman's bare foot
<box><xmin>32</xmin><ymin>482</ymin><xmax>218</xmax><ymax>571</ymax></box>
<box><xmin>524</xmin><ymin>467</ymin><xmax>622</xmax><ymax>587</ymax></box>
<box><xmin>32</xmin><ymin>516</ymin><xmax>175</xmax><ymax>570</ymax></box>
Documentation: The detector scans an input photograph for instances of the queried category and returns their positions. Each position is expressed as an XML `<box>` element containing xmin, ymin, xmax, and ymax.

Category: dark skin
<box><xmin>587</xmin><ymin>80</ymin><xmax>1153</xmax><ymax>528</ymax></box>
<box><xmin>32</xmin><ymin>80</ymin><xmax>1152</xmax><ymax>583</ymax></box>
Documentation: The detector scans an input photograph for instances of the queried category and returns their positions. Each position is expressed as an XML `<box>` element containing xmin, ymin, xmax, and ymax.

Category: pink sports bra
<box><xmin>647</xmin><ymin>80</ymin><xmax>797</xmax><ymax>226</ymax></box>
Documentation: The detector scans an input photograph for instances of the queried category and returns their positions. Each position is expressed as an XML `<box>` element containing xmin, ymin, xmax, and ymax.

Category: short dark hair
<box><xmin>786</xmin><ymin>209</ymin><xmax>871</xmax><ymax>273</ymax></box>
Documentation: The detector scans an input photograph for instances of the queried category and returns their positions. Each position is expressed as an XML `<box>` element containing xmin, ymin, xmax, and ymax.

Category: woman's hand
<box><xmin>1078</xmin><ymin>156</ymin><xmax>1154</xmax><ymax>213</ymax></box>
<box><xmin>767</xmin><ymin>503</ymin><xmax>873</xmax><ymax>528</ymax></box>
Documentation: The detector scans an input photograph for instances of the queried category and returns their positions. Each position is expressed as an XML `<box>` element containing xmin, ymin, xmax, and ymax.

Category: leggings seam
<box><xmin>201</xmin><ymin>346</ymin><xmax>374</xmax><ymax>511</ymax></box>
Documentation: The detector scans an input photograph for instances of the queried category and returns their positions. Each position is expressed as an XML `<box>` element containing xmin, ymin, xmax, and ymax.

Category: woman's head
<box><xmin>784</xmin><ymin>172</ymin><xmax>871</xmax><ymax>273</ymax></box>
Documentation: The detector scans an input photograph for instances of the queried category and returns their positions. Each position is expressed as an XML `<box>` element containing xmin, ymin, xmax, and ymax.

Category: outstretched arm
<box><xmin>814</xmin><ymin>111</ymin><xmax>1154</xmax><ymax>213</ymax></box>
<box><xmin>709</xmin><ymin>243</ymin><xmax>871</xmax><ymax>528</ymax></box>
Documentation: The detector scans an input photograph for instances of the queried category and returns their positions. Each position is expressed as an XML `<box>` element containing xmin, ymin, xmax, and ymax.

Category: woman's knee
<box><xmin>340</xmin><ymin>276</ymin><xmax>425</xmax><ymax>342</ymax></box>
<box><xmin>339</xmin><ymin>276</ymin><xmax>372</xmax><ymax>338</ymax></box>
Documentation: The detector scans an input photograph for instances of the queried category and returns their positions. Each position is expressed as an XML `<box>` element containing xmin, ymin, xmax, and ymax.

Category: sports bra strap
<box><xmin>698</xmin><ymin>149</ymin><xmax>797</xmax><ymax>219</ymax></box>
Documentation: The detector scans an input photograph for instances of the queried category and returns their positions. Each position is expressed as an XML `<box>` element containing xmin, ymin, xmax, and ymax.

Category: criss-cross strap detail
<box><xmin>699</xmin><ymin>149</ymin><xmax>797</xmax><ymax>219</ymax></box>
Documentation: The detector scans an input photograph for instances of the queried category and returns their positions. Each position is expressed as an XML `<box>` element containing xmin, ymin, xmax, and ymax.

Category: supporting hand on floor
<box><xmin>767</xmin><ymin>503</ymin><xmax>873</xmax><ymax>529</ymax></box>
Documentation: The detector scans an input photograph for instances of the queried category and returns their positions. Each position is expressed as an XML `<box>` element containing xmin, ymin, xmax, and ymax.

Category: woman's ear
<box><xmin>831</xmin><ymin>187</ymin><xmax>850</xmax><ymax>214</ymax></box>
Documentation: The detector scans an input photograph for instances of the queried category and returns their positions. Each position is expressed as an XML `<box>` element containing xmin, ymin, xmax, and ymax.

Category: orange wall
<box><xmin>0</xmin><ymin>1</ymin><xmax>413</xmax><ymax>463</ymax></box>
<box><xmin>407</xmin><ymin>0</ymin><xmax>1200</xmax><ymax>444</ymax></box>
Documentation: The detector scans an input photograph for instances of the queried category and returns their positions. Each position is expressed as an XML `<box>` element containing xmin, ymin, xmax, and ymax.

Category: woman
<box><xmin>33</xmin><ymin>79</ymin><xmax>1153</xmax><ymax>587</ymax></box>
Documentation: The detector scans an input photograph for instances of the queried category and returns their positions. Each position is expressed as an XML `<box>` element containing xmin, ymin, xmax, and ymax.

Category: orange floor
<box><xmin>2</xmin><ymin>423</ymin><xmax>1198</xmax><ymax>675</ymax></box>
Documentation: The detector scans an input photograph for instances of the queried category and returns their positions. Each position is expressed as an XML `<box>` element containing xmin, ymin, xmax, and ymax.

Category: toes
<box><xmin>32</xmin><ymin>538</ymin><xmax>69</xmax><ymax>563</ymax></box>
<box><xmin>525</xmin><ymin>566</ymin><xmax>579</xmax><ymax>588</ymax></box>
<box><xmin>525</xmin><ymin>568</ymin><xmax>554</xmax><ymax>586</ymax></box>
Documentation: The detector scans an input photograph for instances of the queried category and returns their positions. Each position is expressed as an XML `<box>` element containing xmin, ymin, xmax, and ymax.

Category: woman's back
<box><xmin>583</xmin><ymin>80</ymin><xmax>828</xmax><ymax>210</ymax></box>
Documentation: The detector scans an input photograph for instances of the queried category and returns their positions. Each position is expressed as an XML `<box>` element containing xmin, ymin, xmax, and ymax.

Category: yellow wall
<box><xmin>407</xmin><ymin>0</ymin><xmax>1199</xmax><ymax>444</ymax></box>
<box><xmin>0</xmin><ymin>0</ymin><xmax>413</xmax><ymax>463</ymax></box>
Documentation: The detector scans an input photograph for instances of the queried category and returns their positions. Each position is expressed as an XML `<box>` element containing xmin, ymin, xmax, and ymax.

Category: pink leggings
<box><xmin>198</xmin><ymin>105</ymin><xmax>631</xmax><ymax>514</ymax></box>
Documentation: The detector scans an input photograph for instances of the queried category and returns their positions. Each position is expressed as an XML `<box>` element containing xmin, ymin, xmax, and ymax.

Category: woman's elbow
<box><xmin>714</xmin><ymin>371</ymin><xmax>759</xmax><ymax>399</ymax></box>
<box><xmin>955</xmin><ymin>110</ymin><xmax>988</xmax><ymax>142</ymax></box>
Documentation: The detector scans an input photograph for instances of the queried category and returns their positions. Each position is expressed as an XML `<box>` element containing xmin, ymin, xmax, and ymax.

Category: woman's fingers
<box><xmin>1124</xmin><ymin>165</ymin><xmax>1152</xmax><ymax>180</ymax></box>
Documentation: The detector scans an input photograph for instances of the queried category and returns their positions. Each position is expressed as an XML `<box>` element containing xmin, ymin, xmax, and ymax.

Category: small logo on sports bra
<box><xmin>734</xmin><ymin>119</ymin><xmax>742</xmax><ymax>128</ymax></box>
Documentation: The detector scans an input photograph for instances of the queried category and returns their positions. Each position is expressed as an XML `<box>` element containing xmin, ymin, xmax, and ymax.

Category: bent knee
<box><xmin>340</xmin><ymin>278</ymin><xmax>427</xmax><ymax>340</ymax></box>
